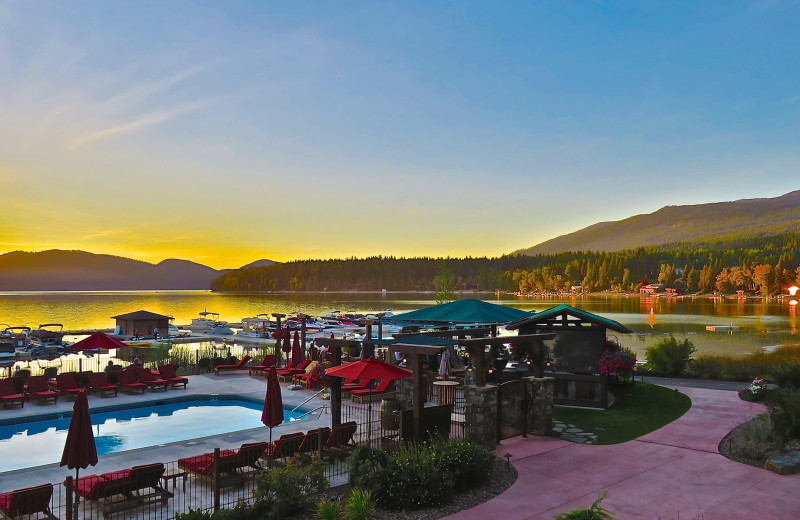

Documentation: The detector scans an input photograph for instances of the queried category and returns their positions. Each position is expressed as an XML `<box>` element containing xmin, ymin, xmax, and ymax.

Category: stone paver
<box><xmin>444</xmin><ymin>386</ymin><xmax>800</xmax><ymax>520</ymax></box>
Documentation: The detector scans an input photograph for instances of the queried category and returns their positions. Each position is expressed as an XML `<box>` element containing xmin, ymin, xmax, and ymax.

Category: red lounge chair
<box><xmin>236</xmin><ymin>442</ymin><xmax>269</xmax><ymax>472</ymax></box>
<box><xmin>0</xmin><ymin>483</ymin><xmax>57</xmax><ymax>519</ymax></box>
<box><xmin>274</xmin><ymin>359</ymin><xmax>297</xmax><ymax>374</ymax></box>
<box><xmin>277</xmin><ymin>359</ymin><xmax>312</xmax><ymax>382</ymax></box>
<box><xmin>54</xmin><ymin>373</ymin><xmax>83</xmax><ymax>397</ymax></box>
<box><xmin>113</xmin><ymin>370</ymin><xmax>147</xmax><ymax>394</ymax></box>
<box><xmin>156</xmin><ymin>365</ymin><xmax>188</xmax><ymax>388</ymax></box>
<box><xmin>132</xmin><ymin>368</ymin><xmax>169</xmax><ymax>391</ymax></box>
<box><xmin>263</xmin><ymin>432</ymin><xmax>304</xmax><ymax>465</ymax></box>
<box><xmin>351</xmin><ymin>378</ymin><xmax>395</xmax><ymax>403</ymax></box>
<box><xmin>25</xmin><ymin>376</ymin><xmax>59</xmax><ymax>404</ymax></box>
<box><xmin>88</xmin><ymin>372</ymin><xmax>118</xmax><ymax>397</ymax></box>
<box><xmin>214</xmin><ymin>355</ymin><xmax>251</xmax><ymax>375</ymax></box>
<box><xmin>0</xmin><ymin>379</ymin><xmax>25</xmax><ymax>409</ymax></box>
<box><xmin>324</xmin><ymin>421</ymin><xmax>358</xmax><ymax>458</ymax></box>
<box><xmin>341</xmin><ymin>379</ymin><xmax>374</xmax><ymax>396</ymax></box>
<box><xmin>248</xmin><ymin>355</ymin><xmax>277</xmax><ymax>375</ymax></box>
<box><xmin>297</xmin><ymin>427</ymin><xmax>331</xmax><ymax>455</ymax></box>
<box><xmin>75</xmin><ymin>463</ymin><xmax>171</xmax><ymax>516</ymax></box>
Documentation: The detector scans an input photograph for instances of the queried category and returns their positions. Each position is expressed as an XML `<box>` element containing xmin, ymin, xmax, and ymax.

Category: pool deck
<box><xmin>0</xmin><ymin>371</ymin><xmax>330</xmax><ymax>489</ymax></box>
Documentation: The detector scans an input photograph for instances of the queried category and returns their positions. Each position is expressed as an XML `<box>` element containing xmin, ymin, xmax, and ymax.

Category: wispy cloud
<box><xmin>68</xmin><ymin>97</ymin><xmax>216</xmax><ymax>149</ymax></box>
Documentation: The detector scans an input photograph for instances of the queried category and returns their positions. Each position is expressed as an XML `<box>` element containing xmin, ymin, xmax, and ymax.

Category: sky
<box><xmin>2</xmin><ymin>1</ymin><xmax>800</xmax><ymax>269</ymax></box>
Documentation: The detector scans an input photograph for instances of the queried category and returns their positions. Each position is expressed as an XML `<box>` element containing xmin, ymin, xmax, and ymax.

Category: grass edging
<box><xmin>552</xmin><ymin>382</ymin><xmax>692</xmax><ymax>444</ymax></box>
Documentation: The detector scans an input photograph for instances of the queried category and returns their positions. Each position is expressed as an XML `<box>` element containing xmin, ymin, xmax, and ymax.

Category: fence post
<box><xmin>213</xmin><ymin>448</ymin><xmax>220</xmax><ymax>513</ymax></box>
<box><xmin>65</xmin><ymin>476</ymin><xmax>73</xmax><ymax>520</ymax></box>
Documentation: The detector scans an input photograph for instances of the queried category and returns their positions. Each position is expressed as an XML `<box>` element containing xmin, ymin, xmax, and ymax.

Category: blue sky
<box><xmin>1</xmin><ymin>1</ymin><xmax>799</xmax><ymax>268</ymax></box>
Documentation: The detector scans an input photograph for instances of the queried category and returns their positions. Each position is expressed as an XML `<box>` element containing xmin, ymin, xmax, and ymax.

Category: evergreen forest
<box><xmin>211</xmin><ymin>233</ymin><xmax>800</xmax><ymax>295</ymax></box>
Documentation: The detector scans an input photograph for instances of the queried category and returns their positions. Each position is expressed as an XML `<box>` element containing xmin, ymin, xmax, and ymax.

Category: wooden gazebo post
<box><xmin>393</xmin><ymin>344</ymin><xmax>445</xmax><ymax>442</ymax></box>
<box><xmin>313</xmin><ymin>337</ymin><xmax>359</xmax><ymax>428</ymax></box>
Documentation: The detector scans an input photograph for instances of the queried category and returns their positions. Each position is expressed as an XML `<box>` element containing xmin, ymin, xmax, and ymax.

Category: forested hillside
<box><xmin>211</xmin><ymin>233</ymin><xmax>800</xmax><ymax>295</ymax></box>
<box><xmin>516</xmin><ymin>190</ymin><xmax>800</xmax><ymax>255</ymax></box>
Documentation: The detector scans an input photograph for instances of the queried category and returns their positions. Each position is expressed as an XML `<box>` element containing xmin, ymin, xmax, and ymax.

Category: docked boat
<box><xmin>208</xmin><ymin>322</ymin><xmax>235</xmax><ymax>335</ymax></box>
<box><xmin>190</xmin><ymin>310</ymin><xmax>219</xmax><ymax>331</ymax></box>
<box><xmin>28</xmin><ymin>323</ymin><xmax>65</xmax><ymax>347</ymax></box>
<box><xmin>3</xmin><ymin>326</ymin><xmax>31</xmax><ymax>352</ymax></box>
<box><xmin>238</xmin><ymin>314</ymin><xmax>274</xmax><ymax>337</ymax></box>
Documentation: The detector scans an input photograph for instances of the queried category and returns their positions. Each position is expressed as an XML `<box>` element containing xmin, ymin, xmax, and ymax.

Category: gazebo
<box><xmin>110</xmin><ymin>310</ymin><xmax>171</xmax><ymax>338</ymax></box>
<box><xmin>506</xmin><ymin>304</ymin><xmax>631</xmax><ymax>374</ymax></box>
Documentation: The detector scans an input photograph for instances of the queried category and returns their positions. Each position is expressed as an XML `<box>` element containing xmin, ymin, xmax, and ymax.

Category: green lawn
<box><xmin>552</xmin><ymin>382</ymin><xmax>692</xmax><ymax>444</ymax></box>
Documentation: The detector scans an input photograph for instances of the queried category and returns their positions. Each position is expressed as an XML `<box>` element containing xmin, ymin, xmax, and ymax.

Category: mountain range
<box><xmin>0</xmin><ymin>250</ymin><xmax>275</xmax><ymax>291</ymax></box>
<box><xmin>515</xmin><ymin>190</ymin><xmax>800</xmax><ymax>255</ymax></box>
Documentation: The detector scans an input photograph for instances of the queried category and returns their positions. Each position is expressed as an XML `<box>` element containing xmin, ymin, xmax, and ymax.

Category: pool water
<box><xmin>0</xmin><ymin>398</ymin><xmax>304</xmax><ymax>473</ymax></box>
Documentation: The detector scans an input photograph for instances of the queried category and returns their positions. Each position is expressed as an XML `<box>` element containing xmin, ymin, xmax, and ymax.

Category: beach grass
<box><xmin>552</xmin><ymin>382</ymin><xmax>692</xmax><ymax>444</ymax></box>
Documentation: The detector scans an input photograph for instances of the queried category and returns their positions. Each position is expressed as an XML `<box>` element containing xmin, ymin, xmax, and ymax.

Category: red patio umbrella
<box><xmin>326</xmin><ymin>358</ymin><xmax>412</xmax><ymax>441</ymax></box>
<box><xmin>291</xmin><ymin>331</ymin><xmax>302</xmax><ymax>366</ymax></box>
<box><xmin>261</xmin><ymin>368</ymin><xmax>283</xmax><ymax>468</ymax></box>
<box><xmin>282</xmin><ymin>327</ymin><xmax>292</xmax><ymax>353</ymax></box>
<box><xmin>60</xmin><ymin>390</ymin><xmax>98</xmax><ymax>517</ymax></box>
<box><xmin>67</xmin><ymin>331</ymin><xmax>128</xmax><ymax>373</ymax></box>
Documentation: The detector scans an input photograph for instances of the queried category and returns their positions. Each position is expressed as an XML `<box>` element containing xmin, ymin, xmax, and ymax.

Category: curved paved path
<box><xmin>445</xmin><ymin>386</ymin><xmax>800</xmax><ymax>520</ymax></box>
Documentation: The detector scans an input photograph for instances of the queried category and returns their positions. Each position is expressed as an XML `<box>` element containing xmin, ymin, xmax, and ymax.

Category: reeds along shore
<box><xmin>673</xmin><ymin>345</ymin><xmax>800</xmax><ymax>382</ymax></box>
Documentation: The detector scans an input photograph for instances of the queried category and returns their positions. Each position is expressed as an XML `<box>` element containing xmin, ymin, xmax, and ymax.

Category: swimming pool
<box><xmin>0</xmin><ymin>397</ymin><xmax>309</xmax><ymax>473</ymax></box>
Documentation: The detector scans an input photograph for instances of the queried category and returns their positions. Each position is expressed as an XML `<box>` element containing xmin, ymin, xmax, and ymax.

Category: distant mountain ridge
<box><xmin>0</xmin><ymin>250</ymin><xmax>276</xmax><ymax>291</ymax></box>
<box><xmin>515</xmin><ymin>190</ymin><xmax>800</xmax><ymax>255</ymax></box>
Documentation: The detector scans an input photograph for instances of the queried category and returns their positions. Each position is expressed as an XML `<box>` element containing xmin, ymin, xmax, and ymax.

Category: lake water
<box><xmin>0</xmin><ymin>291</ymin><xmax>797</xmax><ymax>358</ymax></box>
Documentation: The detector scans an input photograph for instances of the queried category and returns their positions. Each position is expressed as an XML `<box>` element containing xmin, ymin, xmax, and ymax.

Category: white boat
<box><xmin>190</xmin><ymin>310</ymin><xmax>219</xmax><ymax>331</ymax></box>
<box><xmin>28</xmin><ymin>323</ymin><xmax>65</xmax><ymax>347</ymax></box>
<box><xmin>209</xmin><ymin>322</ymin><xmax>235</xmax><ymax>335</ymax></box>
<box><xmin>238</xmin><ymin>315</ymin><xmax>274</xmax><ymax>337</ymax></box>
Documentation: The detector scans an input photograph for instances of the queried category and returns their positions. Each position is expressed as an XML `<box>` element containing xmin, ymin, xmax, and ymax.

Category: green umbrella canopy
<box><xmin>387</xmin><ymin>298</ymin><xmax>533</xmax><ymax>325</ymax></box>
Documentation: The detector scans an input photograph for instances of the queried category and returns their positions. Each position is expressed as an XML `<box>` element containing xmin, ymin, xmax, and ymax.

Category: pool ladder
<box><xmin>290</xmin><ymin>388</ymin><xmax>328</xmax><ymax>420</ymax></box>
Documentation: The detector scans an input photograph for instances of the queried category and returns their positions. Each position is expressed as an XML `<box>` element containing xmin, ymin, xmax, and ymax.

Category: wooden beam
<box><xmin>393</xmin><ymin>327</ymin><xmax>492</xmax><ymax>339</ymax></box>
<box><xmin>410</xmin><ymin>353</ymin><xmax>425</xmax><ymax>442</ymax></box>
<box><xmin>393</xmin><ymin>344</ymin><xmax>446</xmax><ymax>356</ymax></box>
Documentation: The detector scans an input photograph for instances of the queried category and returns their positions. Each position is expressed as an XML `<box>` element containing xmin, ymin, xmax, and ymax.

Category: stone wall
<box><xmin>525</xmin><ymin>376</ymin><xmax>554</xmax><ymax>436</ymax></box>
<box><xmin>464</xmin><ymin>385</ymin><xmax>498</xmax><ymax>450</ymax></box>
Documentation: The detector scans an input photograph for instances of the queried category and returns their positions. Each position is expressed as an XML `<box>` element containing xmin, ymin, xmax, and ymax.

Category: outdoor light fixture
<box><xmin>788</xmin><ymin>286</ymin><xmax>799</xmax><ymax>296</ymax></box>
<box><xmin>525</xmin><ymin>357</ymin><xmax>532</xmax><ymax>366</ymax></box>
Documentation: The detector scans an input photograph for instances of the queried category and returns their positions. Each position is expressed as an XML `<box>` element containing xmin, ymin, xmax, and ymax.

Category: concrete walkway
<box><xmin>445</xmin><ymin>386</ymin><xmax>800</xmax><ymax>520</ymax></box>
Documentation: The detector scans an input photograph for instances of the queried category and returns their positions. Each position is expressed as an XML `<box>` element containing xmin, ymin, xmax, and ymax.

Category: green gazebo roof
<box><xmin>505</xmin><ymin>304</ymin><xmax>632</xmax><ymax>333</ymax></box>
<box><xmin>387</xmin><ymin>298</ymin><xmax>533</xmax><ymax>325</ymax></box>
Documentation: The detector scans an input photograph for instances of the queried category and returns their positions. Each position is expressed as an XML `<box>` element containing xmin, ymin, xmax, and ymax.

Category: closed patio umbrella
<box><xmin>261</xmin><ymin>368</ymin><xmax>283</xmax><ymax>468</ymax></box>
<box><xmin>291</xmin><ymin>331</ymin><xmax>302</xmax><ymax>366</ymax></box>
<box><xmin>438</xmin><ymin>348</ymin><xmax>452</xmax><ymax>379</ymax></box>
<box><xmin>282</xmin><ymin>328</ymin><xmax>292</xmax><ymax>353</ymax></box>
<box><xmin>60</xmin><ymin>390</ymin><xmax>98</xmax><ymax>518</ymax></box>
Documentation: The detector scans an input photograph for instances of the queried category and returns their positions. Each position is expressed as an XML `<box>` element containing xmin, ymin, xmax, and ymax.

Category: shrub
<box><xmin>768</xmin><ymin>362</ymin><xmax>800</xmax><ymax>389</ymax></box>
<box><xmin>686</xmin><ymin>357</ymin><xmax>724</xmax><ymax>380</ymax></box>
<box><xmin>644</xmin><ymin>336</ymin><xmax>695</xmax><ymax>377</ymax></box>
<box><xmin>728</xmin><ymin>415</ymin><xmax>776</xmax><ymax>464</ymax></box>
<box><xmin>344</xmin><ymin>489</ymin><xmax>375</xmax><ymax>520</ymax></box>
<box><xmin>426</xmin><ymin>438</ymin><xmax>495</xmax><ymax>491</ymax></box>
<box><xmin>345</xmin><ymin>445</ymin><xmax>389</xmax><ymax>492</ymax></box>
<box><xmin>252</xmin><ymin>459</ymin><xmax>329</xmax><ymax>520</ymax></box>
<box><xmin>175</xmin><ymin>510</ymin><xmax>212</xmax><ymax>520</ymax></box>
<box><xmin>378</xmin><ymin>442</ymin><xmax>454</xmax><ymax>510</ymax></box>
<box><xmin>767</xmin><ymin>387</ymin><xmax>800</xmax><ymax>443</ymax></box>
<box><xmin>316</xmin><ymin>499</ymin><xmax>342</xmax><ymax>520</ymax></box>
<box><xmin>553</xmin><ymin>490</ymin><xmax>614</xmax><ymax>519</ymax></box>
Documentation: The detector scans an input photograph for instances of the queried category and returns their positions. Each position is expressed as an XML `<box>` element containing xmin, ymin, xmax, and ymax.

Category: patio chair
<box><xmin>274</xmin><ymin>359</ymin><xmax>297</xmax><ymax>374</ymax></box>
<box><xmin>0</xmin><ymin>483</ymin><xmax>57</xmax><ymax>520</ymax></box>
<box><xmin>214</xmin><ymin>355</ymin><xmax>251</xmax><ymax>376</ymax></box>
<box><xmin>0</xmin><ymin>378</ymin><xmax>25</xmax><ymax>409</ymax></box>
<box><xmin>341</xmin><ymin>379</ymin><xmax>374</xmax><ymax>396</ymax></box>
<box><xmin>262</xmin><ymin>432</ymin><xmax>305</xmax><ymax>466</ymax></box>
<box><xmin>248</xmin><ymin>355</ymin><xmax>277</xmax><ymax>375</ymax></box>
<box><xmin>75</xmin><ymin>463</ymin><xmax>171</xmax><ymax>519</ymax></box>
<box><xmin>292</xmin><ymin>361</ymin><xmax>319</xmax><ymax>386</ymax></box>
<box><xmin>54</xmin><ymin>373</ymin><xmax>83</xmax><ymax>397</ymax></box>
<box><xmin>132</xmin><ymin>368</ymin><xmax>169</xmax><ymax>391</ymax></box>
<box><xmin>323</xmin><ymin>421</ymin><xmax>358</xmax><ymax>459</ymax></box>
<box><xmin>297</xmin><ymin>427</ymin><xmax>331</xmax><ymax>456</ymax></box>
<box><xmin>88</xmin><ymin>372</ymin><xmax>118</xmax><ymax>397</ymax></box>
<box><xmin>113</xmin><ymin>370</ymin><xmax>147</xmax><ymax>394</ymax></box>
<box><xmin>236</xmin><ymin>442</ymin><xmax>269</xmax><ymax>472</ymax></box>
<box><xmin>178</xmin><ymin>449</ymin><xmax>242</xmax><ymax>487</ymax></box>
<box><xmin>156</xmin><ymin>365</ymin><xmax>188</xmax><ymax>388</ymax></box>
<box><xmin>25</xmin><ymin>375</ymin><xmax>59</xmax><ymax>404</ymax></box>
<box><xmin>277</xmin><ymin>359</ymin><xmax>312</xmax><ymax>382</ymax></box>
<box><xmin>351</xmin><ymin>379</ymin><xmax>396</xmax><ymax>403</ymax></box>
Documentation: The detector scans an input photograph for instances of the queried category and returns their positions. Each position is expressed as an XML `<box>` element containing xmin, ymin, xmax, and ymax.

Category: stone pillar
<box><xmin>464</xmin><ymin>385</ymin><xmax>498</xmax><ymax>450</ymax></box>
<box><xmin>397</xmin><ymin>378</ymin><xmax>414</xmax><ymax>410</ymax></box>
<box><xmin>525</xmin><ymin>376</ymin><xmax>554</xmax><ymax>436</ymax></box>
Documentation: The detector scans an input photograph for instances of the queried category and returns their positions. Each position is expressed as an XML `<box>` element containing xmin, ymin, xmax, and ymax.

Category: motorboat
<box><xmin>190</xmin><ymin>310</ymin><xmax>219</xmax><ymax>331</ymax></box>
<box><xmin>28</xmin><ymin>323</ymin><xmax>65</xmax><ymax>347</ymax></box>
<box><xmin>209</xmin><ymin>322</ymin><xmax>235</xmax><ymax>335</ymax></box>
<box><xmin>3</xmin><ymin>326</ymin><xmax>31</xmax><ymax>352</ymax></box>
<box><xmin>238</xmin><ymin>314</ymin><xmax>274</xmax><ymax>337</ymax></box>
